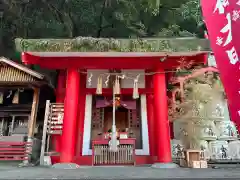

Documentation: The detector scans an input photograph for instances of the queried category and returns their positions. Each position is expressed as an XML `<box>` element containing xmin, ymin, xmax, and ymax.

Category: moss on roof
<box><xmin>15</xmin><ymin>37</ymin><xmax>211</xmax><ymax>52</ymax></box>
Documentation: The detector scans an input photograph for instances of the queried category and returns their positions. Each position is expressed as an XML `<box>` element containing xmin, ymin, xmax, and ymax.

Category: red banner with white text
<box><xmin>201</xmin><ymin>0</ymin><xmax>240</xmax><ymax>128</ymax></box>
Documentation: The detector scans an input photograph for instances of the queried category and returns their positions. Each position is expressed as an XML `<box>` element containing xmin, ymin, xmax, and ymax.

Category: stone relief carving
<box><xmin>214</xmin><ymin>104</ymin><xmax>224</xmax><ymax>117</ymax></box>
<box><xmin>197</xmin><ymin>121</ymin><xmax>218</xmax><ymax>141</ymax></box>
<box><xmin>228</xmin><ymin>141</ymin><xmax>240</xmax><ymax>160</ymax></box>
<box><xmin>170</xmin><ymin>67</ymin><xmax>240</xmax><ymax>160</ymax></box>
<box><xmin>209</xmin><ymin>141</ymin><xmax>230</xmax><ymax>160</ymax></box>
<box><xmin>197</xmin><ymin>140</ymin><xmax>210</xmax><ymax>159</ymax></box>
<box><xmin>171</xmin><ymin>139</ymin><xmax>184</xmax><ymax>159</ymax></box>
<box><xmin>215</xmin><ymin>120</ymin><xmax>238</xmax><ymax>140</ymax></box>
<box><xmin>170</xmin><ymin>68</ymin><xmax>240</xmax><ymax>160</ymax></box>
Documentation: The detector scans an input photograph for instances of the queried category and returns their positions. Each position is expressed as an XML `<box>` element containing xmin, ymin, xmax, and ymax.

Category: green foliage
<box><xmin>0</xmin><ymin>0</ymin><xmax>203</xmax><ymax>57</ymax></box>
<box><xmin>15</xmin><ymin>37</ymin><xmax>210</xmax><ymax>52</ymax></box>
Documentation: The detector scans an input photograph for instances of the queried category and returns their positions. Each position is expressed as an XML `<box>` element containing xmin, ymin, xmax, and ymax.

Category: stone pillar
<box><xmin>60</xmin><ymin>69</ymin><xmax>80</xmax><ymax>163</ymax></box>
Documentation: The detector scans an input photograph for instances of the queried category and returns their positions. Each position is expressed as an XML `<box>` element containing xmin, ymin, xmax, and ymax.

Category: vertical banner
<box><xmin>201</xmin><ymin>0</ymin><xmax>240</xmax><ymax>128</ymax></box>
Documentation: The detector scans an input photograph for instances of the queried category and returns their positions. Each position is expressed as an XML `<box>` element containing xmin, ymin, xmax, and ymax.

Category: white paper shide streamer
<box><xmin>96</xmin><ymin>76</ymin><xmax>103</xmax><ymax>95</ymax></box>
<box><xmin>113</xmin><ymin>75</ymin><xmax>121</xmax><ymax>95</ymax></box>
<box><xmin>133</xmin><ymin>75</ymin><xmax>140</xmax><ymax>99</ymax></box>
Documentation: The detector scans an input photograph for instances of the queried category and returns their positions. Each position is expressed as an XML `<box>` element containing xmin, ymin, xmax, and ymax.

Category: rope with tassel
<box><xmin>89</xmin><ymin>73</ymin><xmax>141</xmax><ymax>99</ymax></box>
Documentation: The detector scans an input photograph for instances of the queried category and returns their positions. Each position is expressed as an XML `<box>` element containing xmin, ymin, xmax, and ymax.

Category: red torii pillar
<box><xmin>152</xmin><ymin>66</ymin><xmax>178</xmax><ymax>168</ymax></box>
<box><xmin>54</xmin><ymin>70</ymin><xmax>66</xmax><ymax>154</ymax></box>
<box><xmin>60</xmin><ymin>68</ymin><xmax>80</xmax><ymax>163</ymax></box>
<box><xmin>145</xmin><ymin>72</ymin><xmax>156</xmax><ymax>158</ymax></box>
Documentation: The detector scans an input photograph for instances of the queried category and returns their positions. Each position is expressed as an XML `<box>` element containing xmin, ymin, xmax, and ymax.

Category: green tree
<box><xmin>0</xmin><ymin>0</ymin><xmax>202</xmax><ymax>59</ymax></box>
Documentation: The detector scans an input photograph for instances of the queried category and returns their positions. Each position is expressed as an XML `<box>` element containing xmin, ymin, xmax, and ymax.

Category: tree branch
<box><xmin>96</xmin><ymin>0</ymin><xmax>107</xmax><ymax>37</ymax></box>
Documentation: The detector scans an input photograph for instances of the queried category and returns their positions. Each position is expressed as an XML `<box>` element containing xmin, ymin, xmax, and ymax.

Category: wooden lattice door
<box><xmin>91</xmin><ymin>107</ymin><xmax>104</xmax><ymax>147</ymax></box>
<box><xmin>128</xmin><ymin>109</ymin><xmax>142</xmax><ymax>149</ymax></box>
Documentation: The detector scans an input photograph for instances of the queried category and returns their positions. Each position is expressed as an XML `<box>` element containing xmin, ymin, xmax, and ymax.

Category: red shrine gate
<box><xmin>18</xmin><ymin>39</ymin><xmax>209</xmax><ymax>166</ymax></box>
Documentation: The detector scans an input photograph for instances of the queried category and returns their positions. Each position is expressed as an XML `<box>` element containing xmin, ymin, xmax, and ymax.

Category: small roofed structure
<box><xmin>0</xmin><ymin>57</ymin><xmax>54</xmax><ymax>164</ymax></box>
<box><xmin>0</xmin><ymin>57</ymin><xmax>47</xmax><ymax>86</ymax></box>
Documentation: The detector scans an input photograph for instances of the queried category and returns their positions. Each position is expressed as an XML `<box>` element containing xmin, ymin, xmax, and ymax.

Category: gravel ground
<box><xmin>0</xmin><ymin>166</ymin><xmax>240</xmax><ymax>179</ymax></box>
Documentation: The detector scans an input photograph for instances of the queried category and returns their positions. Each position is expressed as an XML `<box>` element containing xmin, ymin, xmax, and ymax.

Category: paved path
<box><xmin>0</xmin><ymin>166</ymin><xmax>240</xmax><ymax>179</ymax></box>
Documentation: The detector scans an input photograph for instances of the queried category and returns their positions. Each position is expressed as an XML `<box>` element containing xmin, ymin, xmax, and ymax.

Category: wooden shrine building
<box><xmin>15</xmin><ymin>37</ymin><xmax>211</xmax><ymax>167</ymax></box>
<box><xmin>0</xmin><ymin>57</ymin><xmax>54</xmax><ymax>162</ymax></box>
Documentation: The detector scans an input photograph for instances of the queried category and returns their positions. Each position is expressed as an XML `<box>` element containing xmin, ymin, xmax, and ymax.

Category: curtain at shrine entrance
<box><xmin>93</xmin><ymin>96</ymin><xmax>142</xmax><ymax>149</ymax></box>
<box><xmin>96</xmin><ymin>97</ymin><xmax>136</xmax><ymax>110</ymax></box>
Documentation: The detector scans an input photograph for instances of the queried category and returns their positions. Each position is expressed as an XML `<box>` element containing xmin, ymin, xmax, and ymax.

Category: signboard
<box><xmin>201</xmin><ymin>0</ymin><xmax>240</xmax><ymax>128</ymax></box>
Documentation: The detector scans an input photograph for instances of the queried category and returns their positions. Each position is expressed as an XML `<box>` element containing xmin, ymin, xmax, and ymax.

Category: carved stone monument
<box><xmin>171</xmin><ymin>70</ymin><xmax>239</xmax><ymax>161</ymax></box>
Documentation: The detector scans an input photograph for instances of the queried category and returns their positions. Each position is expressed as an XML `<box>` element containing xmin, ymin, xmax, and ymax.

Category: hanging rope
<box><xmin>86</xmin><ymin>69</ymin><xmax>193</xmax><ymax>90</ymax></box>
<box><xmin>83</xmin><ymin>69</ymin><xmax>192</xmax><ymax>77</ymax></box>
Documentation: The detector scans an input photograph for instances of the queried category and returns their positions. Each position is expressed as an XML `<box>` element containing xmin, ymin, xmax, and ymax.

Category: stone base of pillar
<box><xmin>51</xmin><ymin>163</ymin><xmax>80</xmax><ymax>169</ymax></box>
<box><xmin>151</xmin><ymin>163</ymin><xmax>179</xmax><ymax>169</ymax></box>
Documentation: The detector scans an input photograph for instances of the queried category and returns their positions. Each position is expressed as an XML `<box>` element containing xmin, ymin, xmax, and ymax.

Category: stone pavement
<box><xmin>0</xmin><ymin>166</ymin><xmax>240</xmax><ymax>179</ymax></box>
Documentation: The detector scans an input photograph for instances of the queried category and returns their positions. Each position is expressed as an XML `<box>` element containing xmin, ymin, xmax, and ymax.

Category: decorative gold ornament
<box><xmin>114</xmin><ymin>97</ymin><xmax>121</xmax><ymax>108</ymax></box>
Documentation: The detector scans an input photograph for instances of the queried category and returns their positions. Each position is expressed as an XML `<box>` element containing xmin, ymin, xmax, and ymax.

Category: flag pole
<box><xmin>110</xmin><ymin>84</ymin><xmax>118</xmax><ymax>151</ymax></box>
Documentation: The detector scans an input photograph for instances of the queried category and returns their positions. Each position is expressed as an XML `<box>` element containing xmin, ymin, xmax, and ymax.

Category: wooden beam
<box><xmin>40</xmin><ymin>100</ymin><xmax>51</xmax><ymax>166</ymax></box>
<box><xmin>28</xmin><ymin>88</ymin><xmax>40</xmax><ymax>137</ymax></box>
<box><xmin>22</xmin><ymin>88</ymin><xmax>40</xmax><ymax>166</ymax></box>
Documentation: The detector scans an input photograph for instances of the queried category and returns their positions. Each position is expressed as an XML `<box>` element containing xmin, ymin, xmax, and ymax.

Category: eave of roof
<box><xmin>25</xmin><ymin>51</ymin><xmax>209</xmax><ymax>58</ymax></box>
<box><xmin>0</xmin><ymin>57</ymin><xmax>45</xmax><ymax>80</ymax></box>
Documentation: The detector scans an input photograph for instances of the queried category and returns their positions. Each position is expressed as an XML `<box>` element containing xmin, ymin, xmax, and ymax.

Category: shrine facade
<box><xmin>16</xmin><ymin>37</ymin><xmax>211</xmax><ymax>166</ymax></box>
